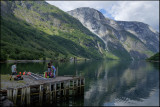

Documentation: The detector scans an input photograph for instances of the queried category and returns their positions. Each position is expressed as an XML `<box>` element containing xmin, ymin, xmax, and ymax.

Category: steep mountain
<box><xmin>68</xmin><ymin>7</ymin><xmax>159</xmax><ymax>60</ymax></box>
<box><xmin>1</xmin><ymin>1</ymin><xmax>106</xmax><ymax>60</ymax></box>
<box><xmin>117</xmin><ymin>21</ymin><xmax>159</xmax><ymax>53</ymax></box>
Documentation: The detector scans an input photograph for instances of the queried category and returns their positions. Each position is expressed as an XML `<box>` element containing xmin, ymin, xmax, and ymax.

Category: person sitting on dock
<box><xmin>10</xmin><ymin>63</ymin><xmax>17</xmax><ymax>80</ymax></box>
<box><xmin>47</xmin><ymin>61</ymin><xmax>52</xmax><ymax>73</ymax></box>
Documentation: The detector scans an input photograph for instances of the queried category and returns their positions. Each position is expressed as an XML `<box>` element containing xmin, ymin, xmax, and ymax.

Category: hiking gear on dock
<box><xmin>28</xmin><ymin>72</ymin><xmax>47</xmax><ymax>80</ymax></box>
<box><xmin>23</xmin><ymin>72</ymin><xmax>25</xmax><ymax>75</ymax></box>
<box><xmin>14</xmin><ymin>75</ymin><xmax>23</xmax><ymax>81</ymax></box>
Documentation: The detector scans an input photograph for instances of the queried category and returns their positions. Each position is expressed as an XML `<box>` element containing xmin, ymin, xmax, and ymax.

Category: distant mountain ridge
<box><xmin>1</xmin><ymin>1</ymin><xmax>159</xmax><ymax>61</ymax></box>
<box><xmin>67</xmin><ymin>7</ymin><xmax>159</xmax><ymax>60</ymax></box>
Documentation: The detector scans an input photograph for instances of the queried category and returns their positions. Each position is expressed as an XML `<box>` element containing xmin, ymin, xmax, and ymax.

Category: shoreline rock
<box><xmin>0</xmin><ymin>96</ymin><xmax>14</xmax><ymax>107</ymax></box>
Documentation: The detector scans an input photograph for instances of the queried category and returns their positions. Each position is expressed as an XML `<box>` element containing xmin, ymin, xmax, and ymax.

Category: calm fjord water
<box><xmin>1</xmin><ymin>60</ymin><xmax>159</xmax><ymax>106</ymax></box>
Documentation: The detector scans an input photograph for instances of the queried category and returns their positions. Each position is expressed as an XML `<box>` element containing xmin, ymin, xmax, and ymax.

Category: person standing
<box><xmin>10</xmin><ymin>63</ymin><xmax>17</xmax><ymax>80</ymax></box>
<box><xmin>51</xmin><ymin>65</ymin><xmax>56</xmax><ymax>78</ymax></box>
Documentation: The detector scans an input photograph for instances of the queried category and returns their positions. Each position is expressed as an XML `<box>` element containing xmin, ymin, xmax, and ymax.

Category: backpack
<box><xmin>14</xmin><ymin>75</ymin><xmax>23</xmax><ymax>81</ymax></box>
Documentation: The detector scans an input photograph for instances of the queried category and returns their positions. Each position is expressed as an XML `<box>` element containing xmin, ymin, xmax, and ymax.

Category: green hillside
<box><xmin>1</xmin><ymin>1</ymin><xmax>106</xmax><ymax>60</ymax></box>
<box><xmin>146</xmin><ymin>53</ymin><xmax>159</xmax><ymax>61</ymax></box>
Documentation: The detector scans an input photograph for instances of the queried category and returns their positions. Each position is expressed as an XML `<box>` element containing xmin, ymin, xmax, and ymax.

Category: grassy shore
<box><xmin>0</xmin><ymin>57</ymin><xmax>89</xmax><ymax>63</ymax></box>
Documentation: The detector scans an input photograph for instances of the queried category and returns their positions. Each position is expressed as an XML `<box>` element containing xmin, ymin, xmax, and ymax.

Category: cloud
<box><xmin>46</xmin><ymin>1</ymin><xmax>114</xmax><ymax>11</ymax></box>
<box><xmin>109</xmin><ymin>1</ymin><xmax>159</xmax><ymax>32</ymax></box>
<box><xmin>46</xmin><ymin>1</ymin><xmax>159</xmax><ymax>32</ymax></box>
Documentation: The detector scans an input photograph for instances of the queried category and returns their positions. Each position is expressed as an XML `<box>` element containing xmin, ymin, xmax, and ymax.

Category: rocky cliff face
<box><xmin>68</xmin><ymin>7</ymin><xmax>159</xmax><ymax>60</ymax></box>
<box><xmin>68</xmin><ymin>7</ymin><xmax>131</xmax><ymax>60</ymax></box>
<box><xmin>117</xmin><ymin>21</ymin><xmax>159</xmax><ymax>53</ymax></box>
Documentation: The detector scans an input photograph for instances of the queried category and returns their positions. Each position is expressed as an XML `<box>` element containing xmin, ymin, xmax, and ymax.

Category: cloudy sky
<box><xmin>46</xmin><ymin>1</ymin><xmax>159</xmax><ymax>32</ymax></box>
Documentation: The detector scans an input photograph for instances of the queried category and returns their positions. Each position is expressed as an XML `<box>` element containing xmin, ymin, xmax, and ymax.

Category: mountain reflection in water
<box><xmin>83</xmin><ymin>60</ymin><xmax>159</xmax><ymax>106</ymax></box>
<box><xmin>0</xmin><ymin>60</ymin><xmax>159</xmax><ymax>106</ymax></box>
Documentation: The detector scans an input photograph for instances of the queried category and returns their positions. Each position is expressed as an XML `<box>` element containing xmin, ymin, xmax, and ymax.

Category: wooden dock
<box><xmin>0</xmin><ymin>73</ymin><xmax>85</xmax><ymax>106</ymax></box>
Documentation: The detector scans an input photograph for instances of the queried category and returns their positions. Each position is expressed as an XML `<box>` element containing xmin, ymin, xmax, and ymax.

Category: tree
<box><xmin>0</xmin><ymin>51</ymin><xmax>7</xmax><ymax>61</ymax></box>
<box><xmin>54</xmin><ymin>52</ymin><xmax>59</xmax><ymax>58</ymax></box>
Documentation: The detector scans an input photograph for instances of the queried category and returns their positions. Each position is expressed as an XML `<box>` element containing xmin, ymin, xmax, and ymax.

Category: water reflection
<box><xmin>0</xmin><ymin>60</ymin><xmax>159</xmax><ymax>106</ymax></box>
<box><xmin>83</xmin><ymin>60</ymin><xmax>159</xmax><ymax>106</ymax></box>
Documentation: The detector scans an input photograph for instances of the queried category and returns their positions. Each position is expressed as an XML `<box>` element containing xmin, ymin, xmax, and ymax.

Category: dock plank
<box><xmin>1</xmin><ymin>75</ymin><xmax>83</xmax><ymax>90</ymax></box>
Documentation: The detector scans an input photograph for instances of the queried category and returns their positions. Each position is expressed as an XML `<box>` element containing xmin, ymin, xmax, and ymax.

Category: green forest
<box><xmin>146</xmin><ymin>53</ymin><xmax>159</xmax><ymax>61</ymax></box>
<box><xmin>1</xmin><ymin>1</ymin><xmax>106</xmax><ymax>61</ymax></box>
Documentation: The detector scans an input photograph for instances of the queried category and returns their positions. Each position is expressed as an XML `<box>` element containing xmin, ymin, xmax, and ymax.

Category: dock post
<box><xmin>49</xmin><ymin>83</ymin><xmax>52</xmax><ymax>102</ymax></box>
<box><xmin>66</xmin><ymin>81</ymin><xmax>69</xmax><ymax>103</ymax></box>
<box><xmin>7</xmin><ymin>88</ymin><xmax>12</xmax><ymax>100</ymax></box>
<box><xmin>54</xmin><ymin>83</ymin><xmax>57</xmax><ymax>100</ymax></box>
<box><xmin>66</xmin><ymin>81</ymin><xmax>70</xmax><ymax>97</ymax></box>
<box><xmin>81</xmin><ymin>78</ymin><xmax>84</xmax><ymax>86</ymax></box>
<box><xmin>63</xmin><ymin>82</ymin><xmax>66</xmax><ymax>97</ymax></box>
<box><xmin>13</xmin><ymin>88</ymin><xmax>18</xmax><ymax>104</ymax></box>
<box><xmin>82</xmin><ymin>78</ymin><xmax>85</xmax><ymax>94</ymax></box>
<box><xmin>59</xmin><ymin>82</ymin><xmax>62</xmax><ymax>97</ymax></box>
<box><xmin>76</xmin><ymin>79</ymin><xmax>78</xmax><ymax>87</ymax></box>
<box><xmin>21</xmin><ymin>88</ymin><xmax>26</xmax><ymax>105</ymax></box>
<box><xmin>46</xmin><ymin>84</ymin><xmax>50</xmax><ymax>102</ymax></box>
<box><xmin>69</xmin><ymin>80</ymin><xmax>72</xmax><ymax>96</ymax></box>
<box><xmin>74</xmin><ymin>79</ymin><xmax>78</xmax><ymax>96</ymax></box>
<box><xmin>76</xmin><ymin>79</ymin><xmax>78</xmax><ymax>96</ymax></box>
<box><xmin>72</xmin><ymin>80</ymin><xmax>74</xmax><ymax>88</ymax></box>
<box><xmin>72</xmin><ymin>80</ymin><xmax>74</xmax><ymax>96</ymax></box>
<box><xmin>26</xmin><ymin>87</ymin><xmax>30</xmax><ymax>105</ymax></box>
<box><xmin>39</xmin><ymin>85</ymin><xmax>43</xmax><ymax>104</ymax></box>
<box><xmin>62</xmin><ymin>81</ymin><xmax>66</xmax><ymax>101</ymax></box>
<box><xmin>80</xmin><ymin>78</ymin><xmax>81</xmax><ymax>95</ymax></box>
